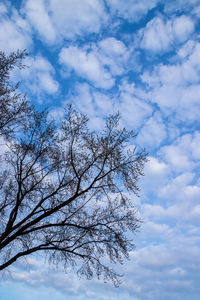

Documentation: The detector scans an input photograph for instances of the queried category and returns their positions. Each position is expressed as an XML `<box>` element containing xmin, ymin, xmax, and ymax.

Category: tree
<box><xmin>0</xmin><ymin>50</ymin><xmax>32</xmax><ymax>139</ymax></box>
<box><xmin>0</xmin><ymin>51</ymin><xmax>147</xmax><ymax>286</ymax></box>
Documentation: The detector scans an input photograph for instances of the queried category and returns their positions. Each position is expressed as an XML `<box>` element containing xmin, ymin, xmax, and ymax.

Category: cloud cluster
<box><xmin>23</xmin><ymin>0</ymin><xmax>107</xmax><ymax>43</ymax></box>
<box><xmin>137</xmin><ymin>112</ymin><xmax>166</xmax><ymax>148</ymax></box>
<box><xmin>12</xmin><ymin>55</ymin><xmax>59</xmax><ymax>101</ymax></box>
<box><xmin>23</xmin><ymin>0</ymin><xmax>57</xmax><ymax>44</ymax></box>
<box><xmin>160</xmin><ymin>132</ymin><xmax>200</xmax><ymax>173</ymax></box>
<box><xmin>0</xmin><ymin>3</ymin><xmax>32</xmax><ymax>52</ymax></box>
<box><xmin>141</xmin><ymin>40</ymin><xmax>200</xmax><ymax>123</ymax></box>
<box><xmin>141</xmin><ymin>15</ymin><xmax>194</xmax><ymax>52</ymax></box>
<box><xmin>59</xmin><ymin>37</ymin><xmax>129</xmax><ymax>89</ymax></box>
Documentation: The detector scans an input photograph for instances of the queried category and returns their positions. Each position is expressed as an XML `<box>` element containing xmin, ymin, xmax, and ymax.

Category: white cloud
<box><xmin>173</xmin><ymin>15</ymin><xmax>195</xmax><ymax>42</ymax></box>
<box><xmin>49</xmin><ymin>0</ymin><xmax>107</xmax><ymax>38</ymax></box>
<box><xmin>99</xmin><ymin>37</ymin><xmax>127</xmax><ymax>56</ymax></box>
<box><xmin>135</xmin><ymin>245</ymin><xmax>176</xmax><ymax>269</ymax></box>
<box><xmin>115</xmin><ymin>81</ymin><xmax>153</xmax><ymax>129</ymax></box>
<box><xmin>159</xmin><ymin>132</ymin><xmax>200</xmax><ymax>172</ymax></box>
<box><xmin>24</xmin><ymin>0</ymin><xmax>107</xmax><ymax>43</ymax></box>
<box><xmin>160</xmin><ymin>145</ymin><xmax>194</xmax><ymax>173</ymax></box>
<box><xmin>141</xmin><ymin>221</ymin><xmax>170</xmax><ymax>239</ymax></box>
<box><xmin>141</xmin><ymin>15</ymin><xmax>194</xmax><ymax>52</ymax></box>
<box><xmin>141</xmin><ymin>17</ymin><xmax>172</xmax><ymax>52</ymax></box>
<box><xmin>119</xmin><ymin>92</ymin><xmax>153</xmax><ymax>128</ymax></box>
<box><xmin>0</xmin><ymin>7</ymin><xmax>32</xmax><ymax>52</ymax></box>
<box><xmin>164</xmin><ymin>0</ymin><xmax>200</xmax><ymax>15</ymax></box>
<box><xmin>59</xmin><ymin>38</ymin><xmax>129</xmax><ymax>89</ymax></box>
<box><xmin>177</xmin><ymin>39</ymin><xmax>196</xmax><ymax>59</ymax></box>
<box><xmin>142</xmin><ymin>204</ymin><xmax>166</xmax><ymax>220</ymax></box>
<box><xmin>59</xmin><ymin>46</ymin><xmax>114</xmax><ymax>89</ymax></box>
<box><xmin>137</xmin><ymin>112</ymin><xmax>166</xmax><ymax>148</ymax></box>
<box><xmin>98</xmin><ymin>37</ymin><xmax>129</xmax><ymax>76</ymax></box>
<box><xmin>141</xmin><ymin>156</ymin><xmax>170</xmax><ymax>197</ymax></box>
<box><xmin>107</xmin><ymin>0</ymin><xmax>160</xmax><ymax>22</ymax></box>
<box><xmin>64</xmin><ymin>83</ymin><xmax>114</xmax><ymax>130</ymax></box>
<box><xmin>146</xmin><ymin>157</ymin><xmax>168</xmax><ymax>176</ymax></box>
<box><xmin>12</xmin><ymin>55</ymin><xmax>59</xmax><ymax>100</ymax></box>
<box><xmin>39</xmin><ymin>73</ymin><xmax>58</xmax><ymax>94</ymax></box>
<box><xmin>159</xmin><ymin>172</ymin><xmax>195</xmax><ymax>200</ymax></box>
<box><xmin>149</xmin><ymin>169</ymin><xmax>200</xmax><ymax>223</ymax></box>
<box><xmin>23</xmin><ymin>0</ymin><xmax>56</xmax><ymax>44</ymax></box>
<box><xmin>141</xmin><ymin>41</ymin><xmax>200</xmax><ymax>122</ymax></box>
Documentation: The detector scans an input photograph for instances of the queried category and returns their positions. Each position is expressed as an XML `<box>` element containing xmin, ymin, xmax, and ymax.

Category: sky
<box><xmin>1</xmin><ymin>0</ymin><xmax>200</xmax><ymax>299</ymax></box>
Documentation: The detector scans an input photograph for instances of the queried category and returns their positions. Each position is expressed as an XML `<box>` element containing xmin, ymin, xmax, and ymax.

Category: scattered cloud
<box><xmin>115</xmin><ymin>80</ymin><xmax>153</xmax><ymax>129</ymax></box>
<box><xmin>63</xmin><ymin>83</ymin><xmax>114</xmax><ymax>129</ymax></box>
<box><xmin>59</xmin><ymin>46</ymin><xmax>114</xmax><ymax>89</ymax></box>
<box><xmin>23</xmin><ymin>0</ymin><xmax>56</xmax><ymax>44</ymax></box>
<box><xmin>140</xmin><ymin>15</ymin><xmax>195</xmax><ymax>52</ymax></box>
<box><xmin>137</xmin><ymin>112</ymin><xmax>166</xmax><ymax>148</ymax></box>
<box><xmin>141</xmin><ymin>41</ymin><xmax>200</xmax><ymax>123</ymax></box>
<box><xmin>160</xmin><ymin>132</ymin><xmax>200</xmax><ymax>173</ymax></box>
<box><xmin>59</xmin><ymin>37</ymin><xmax>129</xmax><ymax>89</ymax></box>
<box><xmin>23</xmin><ymin>0</ymin><xmax>107</xmax><ymax>44</ymax></box>
<box><xmin>12</xmin><ymin>55</ymin><xmax>59</xmax><ymax>101</ymax></box>
<box><xmin>118</xmin><ymin>91</ymin><xmax>153</xmax><ymax>129</ymax></box>
<box><xmin>107</xmin><ymin>0</ymin><xmax>161</xmax><ymax>22</ymax></box>
<box><xmin>0</xmin><ymin>3</ymin><xmax>32</xmax><ymax>52</ymax></box>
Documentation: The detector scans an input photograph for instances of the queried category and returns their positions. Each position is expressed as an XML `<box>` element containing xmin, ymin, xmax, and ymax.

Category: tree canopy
<box><xmin>0</xmin><ymin>50</ymin><xmax>147</xmax><ymax>286</ymax></box>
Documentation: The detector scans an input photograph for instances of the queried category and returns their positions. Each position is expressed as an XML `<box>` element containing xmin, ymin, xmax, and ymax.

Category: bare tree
<box><xmin>0</xmin><ymin>51</ymin><xmax>147</xmax><ymax>286</ymax></box>
<box><xmin>0</xmin><ymin>50</ymin><xmax>32</xmax><ymax>138</ymax></box>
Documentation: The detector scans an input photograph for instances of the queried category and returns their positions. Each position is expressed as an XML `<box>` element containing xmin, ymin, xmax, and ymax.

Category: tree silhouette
<box><xmin>0</xmin><ymin>50</ymin><xmax>32</xmax><ymax>138</ymax></box>
<box><xmin>0</xmin><ymin>51</ymin><xmax>147</xmax><ymax>286</ymax></box>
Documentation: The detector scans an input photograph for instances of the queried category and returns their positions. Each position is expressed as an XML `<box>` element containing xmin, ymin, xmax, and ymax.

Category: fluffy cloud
<box><xmin>113</xmin><ymin>80</ymin><xmax>153</xmax><ymax>129</ymax></box>
<box><xmin>157</xmin><ymin>175</ymin><xmax>200</xmax><ymax>223</ymax></box>
<box><xmin>160</xmin><ymin>132</ymin><xmax>200</xmax><ymax>172</ymax></box>
<box><xmin>98</xmin><ymin>37</ymin><xmax>129</xmax><ymax>76</ymax></box>
<box><xmin>59</xmin><ymin>46</ymin><xmax>114</xmax><ymax>89</ymax></box>
<box><xmin>141</xmin><ymin>41</ymin><xmax>200</xmax><ymax>123</ymax></box>
<box><xmin>12</xmin><ymin>55</ymin><xmax>59</xmax><ymax>100</ymax></box>
<box><xmin>4</xmin><ymin>232</ymin><xmax>200</xmax><ymax>300</ymax></box>
<box><xmin>141</xmin><ymin>15</ymin><xmax>194</xmax><ymax>52</ymax></box>
<box><xmin>0</xmin><ymin>3</ymin><xmax>32</xmax><ymax>52</ymax></box>
<box><xmin>59</xmin><ymin>38</ymin><xmax>129</xmax><ymax>89</ymax></box>
<box><xmin>23</xmin><ymin>0</ymin><xmax>107</xmax><ymax>43</ymax></box>
<box><xmin>142</xmin><ymin>159</ymin><xmax>200</xmax><ymax>223</ymax></box>
<box><xmin>159</xmin><ymin>172</ymin><xmax>195</xmax><ymax>200</ymax></box>
<box><xmin>140</xmin><ymin>156</ymin><xmax>170</xmax><ymax>199</ymax></box>
<box><xmin>118</xmin><ymin>92</ymin><xmax>153</xmax><ymax>129</ymax></box>
<box><xmin>62</xmin><ymin>83</ymin><xmax>114</xmax><ymax>130</ymax></box>
<box><xmin>49</xmin><ymin>0</ymin><xmax>107</xmax><ymax>38</ymax></box>
<box><xmin>122</xmin><ymin>236</ymin><xmax>200</xmax><ymax>300</ymax></box>
<box><xmin>137</xmin><ymin>112</ymin><xmax>166</xmax><ymax>148</ymax></box>
<box><xmin>23</xmin><ymin>0</ymin><xmax>56</xmax><ymax>44</ymax></box>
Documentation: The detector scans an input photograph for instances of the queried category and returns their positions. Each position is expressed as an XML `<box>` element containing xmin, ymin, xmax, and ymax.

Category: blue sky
<box><xmin>1</xmin><ymin>0</ymin><xmax>200</xmax><ymax>299</ymax></box>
